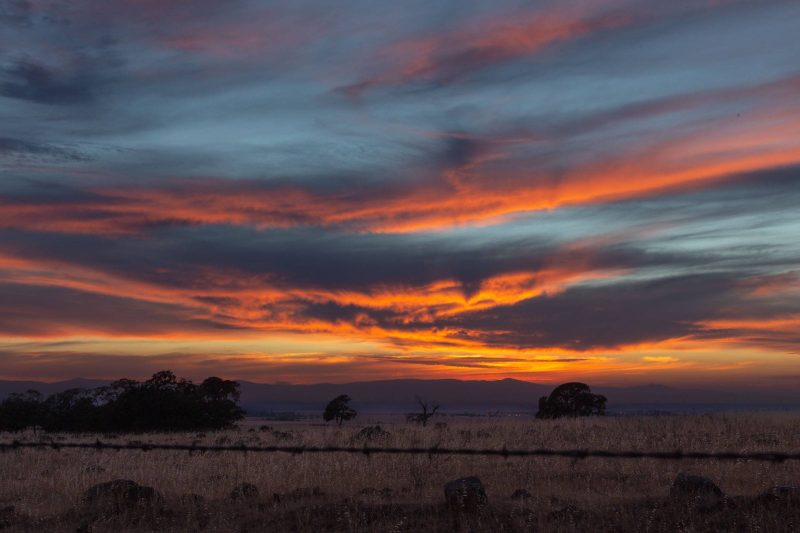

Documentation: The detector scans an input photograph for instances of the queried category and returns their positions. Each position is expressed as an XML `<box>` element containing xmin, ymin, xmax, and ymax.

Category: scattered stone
<box><xmin>230</xmin><ymin>483</ymin><xmax>259</xmax><ymax>501</ymax></box>
<box><xmin>511</xmin><ymin>488</ymin><xmax>532</xmax><ymax>501</ymax></box>
<box><xmin>352</xmin><ymin>425</ymin><xmax>391</xmax><ymax>442</ymax></box>
<box><xmin>758</xmin><ymin>485</ymin><xmax>800</xmax><ymax>504</ymax></box>
<box><xmin>444</xmin><ymin>476</ymin><xmax>487</xmax><ymax>512</ymax></box>
<box><xmin>670</xmin><ymin>473</ymin><xmax>725</xmax><ymax>508</ymax></box>
<box><xmin>82</xmin><ymin>479</ymin><xmax>163</xmax><ymax>514</ymax></box>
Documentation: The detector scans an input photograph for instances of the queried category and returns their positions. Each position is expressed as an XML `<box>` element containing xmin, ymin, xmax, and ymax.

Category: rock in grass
<box><xmin>444</xmin><ymin>476</ymin><xmax>487</xmax><ymax>511</ymax></box>
<box><xmin>511</xmin><ymin>488</ymin><xmax>532</xmax><ymax>501</ymax></box>
<box><xmin>670</xmin><ymin>473</ymin><xmax>724</xmax><ymax>508</ymax></box>
<box><xmin>83</xmin><ymin>479</ymin><xmax>163</xmax><ymax>513</ymax></box>
<box><xmin>230</xmin><ymin>482</ymin><xmax>259</xmax><ymax>501</ymax></box>
<box><xmin>758</xmin><ymin>485</ymin><xmax>800</xmax><ymax>505</ymax></box>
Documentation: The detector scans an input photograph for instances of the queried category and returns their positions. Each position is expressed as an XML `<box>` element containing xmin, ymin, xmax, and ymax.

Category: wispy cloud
<box><xmin>0</xmin><ymin>0</ymin><xmax>798</xmax><ymax>383</ymax></box>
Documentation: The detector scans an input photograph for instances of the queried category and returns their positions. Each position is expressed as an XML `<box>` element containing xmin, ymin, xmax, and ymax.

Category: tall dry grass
<box><xmin>2</xmin><ymin>412</ymin><xmax>800</xmax><ymax>531</ymax></box>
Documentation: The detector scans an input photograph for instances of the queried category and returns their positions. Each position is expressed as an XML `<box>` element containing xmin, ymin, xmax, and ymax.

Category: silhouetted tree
<box><xmin>98</xmin><ymin>371</ymin><xmax>243</xmax><ymax>431</ymax></box>
<box><xmin>323</xmin><ymin>394</ymin><xmax>357</xmax><ymax>426</ymax></box>
<box><xmin>0</xmin><ymin>371</ymin><xmax>245</xmax><ymax>433</ymax></box>
<box><xmin>536</xmin><ymin>382</ymin><xmax>607</xmax><ymax>419</ymax></box>
<box><xmin>198</xmin><ymin>376</ymin><xmax>244</xmax><ymax>428</ymax></box>
<box><xmin>42</xmin><ymin>388</ymin><xmax>101</xmax><ymax>431</ymax></box>
<box><xmin>0</xmin><ymin>390</ymin><xmax>44</xmax><ymax>432</ymax></box>
<box><xmin>406</xmin><ymin>396</ymin><xmax>439</xmax><ymax>426</ymax></box>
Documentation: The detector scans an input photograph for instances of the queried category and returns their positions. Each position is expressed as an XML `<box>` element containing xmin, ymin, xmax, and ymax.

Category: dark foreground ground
<box><xmin>2</xmin><ymin>413</ymin><xmax>800</xmax><ymax>532</ymax></box>
<box><xmin>3</xmin><ymin>480</ymin><xmax>799</xmax><ymax>532</ymax></box>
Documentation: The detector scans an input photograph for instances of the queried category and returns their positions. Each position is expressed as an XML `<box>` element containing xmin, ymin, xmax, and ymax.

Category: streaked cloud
<box><xmin>0</xmin><ymin>0</ymin><xmax>798</xmax><ymax>385</ymax></box>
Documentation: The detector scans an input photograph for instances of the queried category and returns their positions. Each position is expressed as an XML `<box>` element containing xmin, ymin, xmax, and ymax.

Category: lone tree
<box><xmin>406</xmin><ymin>396</ymin><xmax>439</xmax><ymax>427</ymax></box>
<box><xmin>536</xmin><ymin>382</ymin><xmax>607</xmax><ymax>419</ymax></box>
<box><xmin>323</xmin><ymin>394</ymin><xmax>357</xmax><ymax>426</ymax></box>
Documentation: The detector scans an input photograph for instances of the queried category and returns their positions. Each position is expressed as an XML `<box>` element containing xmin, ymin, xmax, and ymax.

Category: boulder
<box><xmin>444</xmin><ymin>476</ymin><xmax>487</xmax><ymax>512</ymax></box>
<box><xmin>758</xmin><ymin>485</ymin><xmax>800</xmax><ymax>505</ymax></box>
<box><xmin>511</xmin><ymin>488</ymin><xmax>532</xmax><ymax>501</ymax></box>
<box><xmin>670</xmin><ymin>473</ymin><xmax>724</xmax><ymax>508</ymax></box>
<box><xmin>82</xmin><ymin>479</ymin><xmax>163</xmax><ymax>514</ymax></box>
<box><xmin>230</xmin><ymin>482</ymin><xmax>259</xmax><ymax>501</ymax></box>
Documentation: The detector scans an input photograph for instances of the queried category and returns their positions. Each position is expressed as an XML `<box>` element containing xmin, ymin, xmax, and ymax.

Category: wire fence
<box><xmin>2</xmin><ymin>439</ymin><xmax>800</xmax><ymax>462</ymax></box>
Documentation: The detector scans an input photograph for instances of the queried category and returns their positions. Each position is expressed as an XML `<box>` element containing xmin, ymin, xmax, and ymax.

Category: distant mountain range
<box><xmin>2</xmin><ymin>377</ymin><xmax>800</xmax><ymax>414</ymax></box>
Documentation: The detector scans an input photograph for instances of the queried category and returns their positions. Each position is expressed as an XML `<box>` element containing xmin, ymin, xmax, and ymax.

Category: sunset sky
<box><xmin>1</xmin><ymin>0</ymin><xmax>799</xmax><ymax>387</ymax></box>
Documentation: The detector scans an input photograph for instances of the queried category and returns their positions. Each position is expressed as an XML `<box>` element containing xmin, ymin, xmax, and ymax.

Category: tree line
<box><xmin>0</xmin><ymin>371</ymin><xmax>244</xmax><ymax>432</ymax></box>
<box><xmin>1</xmin><ymin>373</ymin><xmax>608</xmax><ymax>433</ymax></box>
<box><xmin>322</xmin><ymin>382</ymin><xmax>607</xmax><ymax>426</ymax></box>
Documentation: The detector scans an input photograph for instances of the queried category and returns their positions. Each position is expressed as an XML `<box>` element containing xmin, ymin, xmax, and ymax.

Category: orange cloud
<box><xmin>2</xmin><ymin>84</ymin><xmax>798</xmax><ymax>236</ymax></box>
<box><xmin>0</xmin><ymin>235</ymin><xmax>624</xmax><ymax>343</ymax></box>
<box><xmin>738</xmin><ymin>272</ymin><xmax>800</xmax><ymax>297</ymax></box>
<box><xmin>342</xmin><ymin>5</ymin><xmax>638</xmax><ymax>94</ymax></box>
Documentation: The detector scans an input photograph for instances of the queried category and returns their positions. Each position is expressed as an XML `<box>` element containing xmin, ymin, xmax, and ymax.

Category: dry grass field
<box><xmin>2</xmin><ymin>413</ymin><xmax>800</xmax><ymax>532</ymax></box>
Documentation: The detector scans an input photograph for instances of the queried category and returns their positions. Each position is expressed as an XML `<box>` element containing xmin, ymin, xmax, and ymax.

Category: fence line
<box><xmin>1</xmin><ymin>440</ymin><xmax>799</xmax><ymax>462</ymax></box>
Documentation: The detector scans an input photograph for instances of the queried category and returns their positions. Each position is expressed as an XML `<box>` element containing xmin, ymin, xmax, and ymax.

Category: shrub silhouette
<box><xmin>323</xmin><ymin>394</ymin><xmax>357</xmax><ymax>426</ymax></box>
<box><xmin>0</xmin><ymin>371</ymin><xmax>244</xmax><ymax>432</ymax></box>
<box><xmin>536</xmin><ymin>382</ymin><xmax>607</xmax><ymax>419</ymax></box>
<box><xmin>406</xmin><ymin>396</ymin><xmax>439</xmax><ymax>427</ymax></box>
